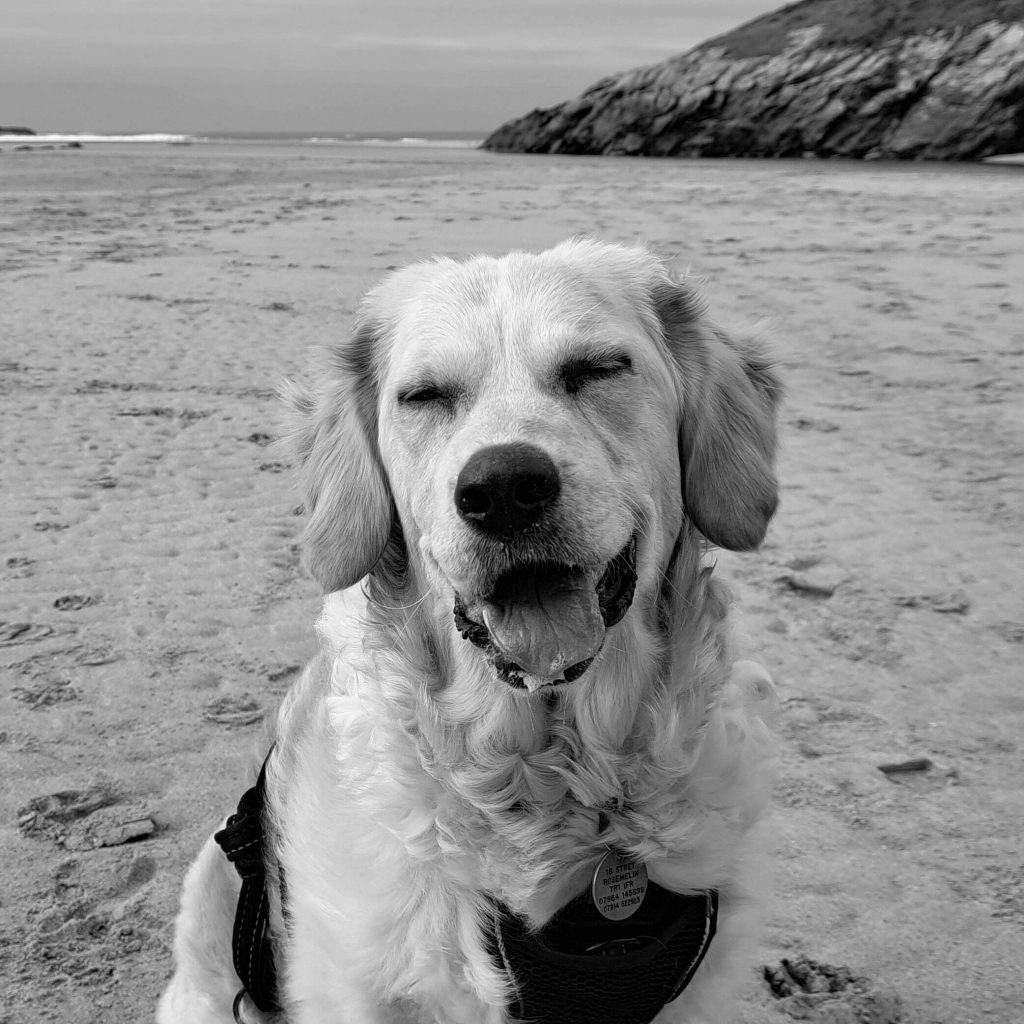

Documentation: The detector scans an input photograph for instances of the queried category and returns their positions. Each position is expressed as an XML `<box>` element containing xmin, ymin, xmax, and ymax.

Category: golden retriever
<box><xmin>158</xmin><ymin>239</ymin><xmax>780</xmax><ymax>1024</ymax></box>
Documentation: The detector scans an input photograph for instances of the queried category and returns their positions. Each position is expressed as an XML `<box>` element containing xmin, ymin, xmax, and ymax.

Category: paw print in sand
<box><xmin>764</xmin><ymin>955</ymin><xmax>902</xmax><ymax>1023</ymax></box>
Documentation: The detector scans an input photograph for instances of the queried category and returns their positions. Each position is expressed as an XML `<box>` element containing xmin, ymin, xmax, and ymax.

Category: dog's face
<box><xmin>378</xmin><ymin>251</ymin><xmax>682</xmax><ymax>688</ymax></box>
<box><xmin>290</xmin><ymin>240</ymin><xmax>779</xmax><ymax>692</ymax></box>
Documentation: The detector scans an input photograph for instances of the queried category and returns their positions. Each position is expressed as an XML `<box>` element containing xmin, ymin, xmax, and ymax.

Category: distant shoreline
<box><xmin>0</xmin><ymin>130</ymin><xmax>485</xmax><ymax>148</ymax></box>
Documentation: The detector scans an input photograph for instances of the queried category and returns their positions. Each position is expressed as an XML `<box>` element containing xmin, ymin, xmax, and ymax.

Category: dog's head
<box><xmin>288</xmin><ymin>240</ymin><xmax>779</xmax><ymax>692</ymax></box>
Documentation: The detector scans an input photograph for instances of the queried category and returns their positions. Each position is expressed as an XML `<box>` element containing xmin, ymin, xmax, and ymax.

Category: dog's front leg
<box><xmin>285</xmin><ymin>937</ymin><xmax>393</xmax><ymax>1024</ymax></box>
<box><xmin>158</xmin><ymin>834</ymin><xmax>245</xmax><ymax>1024</ymax></box>
<box><xmin>282</xmin><ymin>883</ymin><xmax>510</xmax><ymax>1024</ymax></box>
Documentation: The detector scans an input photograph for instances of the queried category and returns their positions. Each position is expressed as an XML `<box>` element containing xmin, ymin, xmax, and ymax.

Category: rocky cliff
<box><xmin>483</xmin><ymin>0</ymin><xmax>1024</xmax><ymax>160</ymax></box>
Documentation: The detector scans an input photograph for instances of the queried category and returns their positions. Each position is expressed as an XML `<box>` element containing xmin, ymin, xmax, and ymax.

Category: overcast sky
<box><xmin>3</xmin><ymin>0</ymin><xmax>782</xmax><ymax>134</ymax></box>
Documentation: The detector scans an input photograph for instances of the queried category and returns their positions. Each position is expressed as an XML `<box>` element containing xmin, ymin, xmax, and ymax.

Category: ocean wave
<box><xmin>303</xmin><ymin>135</ymin><xmax>481</xmax><ymax>148</ymax></box>
<box><xmin>0</xmin><ymin>131</ymin><xmax>484</xmax><ymax>149</ymax></box>
<box><xmin>0</xmin><ymin>132</ymin><xmax>197</xmax><ymax>144</ymax></box>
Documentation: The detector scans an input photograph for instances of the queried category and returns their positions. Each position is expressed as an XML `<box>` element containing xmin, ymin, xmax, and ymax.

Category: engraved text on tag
<box><xmin>591</xmin><ymin>850</ymin><xmax>648</xmax><ymax>921</ymax></box>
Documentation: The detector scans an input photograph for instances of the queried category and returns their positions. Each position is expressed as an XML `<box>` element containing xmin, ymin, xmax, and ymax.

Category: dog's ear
<box><xmin>282</xmin><ymin>314</ymin><xmax>394</xmax><ymax>593</ymax></box>
<box><xmin>652</xmin><ymin>274</ymin><xmax>781</xmax><ymax>551</ymax></box>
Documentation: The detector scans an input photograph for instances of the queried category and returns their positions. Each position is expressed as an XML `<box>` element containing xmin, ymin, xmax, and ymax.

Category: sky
<box><xmin>3</xmin><ymin>0</ymin><xmax>784</xmax><ymax>135</ymax></box>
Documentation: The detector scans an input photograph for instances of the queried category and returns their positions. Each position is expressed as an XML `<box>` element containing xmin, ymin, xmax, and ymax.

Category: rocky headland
<box><xmin>483</xmin><ymin>0</ymin><xmax>1024</xmax><ymax>160</ymax></box>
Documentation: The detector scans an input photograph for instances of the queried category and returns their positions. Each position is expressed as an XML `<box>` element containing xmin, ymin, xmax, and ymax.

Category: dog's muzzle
<box><xmin>454</xmin><ymin>536</ymin><xmax>637</xmax><ymax>689</ymax></box>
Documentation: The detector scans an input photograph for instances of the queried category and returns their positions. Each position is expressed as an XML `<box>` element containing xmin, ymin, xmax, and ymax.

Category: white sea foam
<box><xmin>0</xmin><ymin>132</ymin><xmax>197</xmax><ymax>144</ymax></box>
<box><xmin>0</xmin><ymin>131</ymin><xmax>483</xmax><ymax>148</ymax></box>
<box><xmin>304</xmin><ymin>135</ymin><xmax>480</xmax><ymax>148</ymax></box>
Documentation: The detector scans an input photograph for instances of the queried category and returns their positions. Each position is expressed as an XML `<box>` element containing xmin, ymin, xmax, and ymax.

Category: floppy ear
<box><xmin>283</xmin><ymin>315</ymin><xmax>394</xmax><ymax>593</ymax></box>
<box><xmin>653</xmin><ymin>275</ymin><xmax>781</xmax><ymax>551</ymax></box>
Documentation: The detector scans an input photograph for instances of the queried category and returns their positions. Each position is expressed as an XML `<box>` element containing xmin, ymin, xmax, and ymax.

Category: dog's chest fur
<box><xmin>298</xmin><ymin>551</ymin><xmax>732</xmax><ymax>930</ymax></box>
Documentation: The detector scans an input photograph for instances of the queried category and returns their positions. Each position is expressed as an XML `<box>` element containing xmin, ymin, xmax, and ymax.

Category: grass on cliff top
<box><xmin>703</xmin><ymin>0</ymin><xmax>1024</xmax><ymax>58</ymax></box>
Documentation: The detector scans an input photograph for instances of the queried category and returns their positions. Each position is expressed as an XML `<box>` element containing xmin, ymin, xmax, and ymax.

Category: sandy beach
<box><xmin>1</xmin><ymin>141</ymin><xmax>1022</xmax><ymax>1023</ymax></box>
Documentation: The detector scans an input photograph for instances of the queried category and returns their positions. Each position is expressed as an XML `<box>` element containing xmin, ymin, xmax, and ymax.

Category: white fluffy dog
<box><xmin>159</xmin><ymin>239</ymin><xmax>780</xmax><ymax>1024</ymax></box>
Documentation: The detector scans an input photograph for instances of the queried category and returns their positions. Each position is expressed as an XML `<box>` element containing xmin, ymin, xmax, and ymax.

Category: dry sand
<box><xmin>1</xmin><ymin>142</ymin><xmax>1022</xmax><ymax>1023</ymax></box>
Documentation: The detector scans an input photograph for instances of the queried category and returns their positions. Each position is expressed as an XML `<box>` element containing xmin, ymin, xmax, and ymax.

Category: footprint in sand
<box><xmin>54</xmin><ymin>594</ymin><xmax>97</xmax><ymax>611</ymax></box>
<box><xmin>12</xmin><ymin>677</ymin><xmax>80</xmax><ymax>709</ymax></box>
<box><xmin>18</xmin><ymin>783</ymin><xmax>120</xmax><ymax>842</ymax></box>
<box><xmin>202</xmin><ymin>694</ymin><xmax>265</xmax><ymax>727</ymax></box>
<box><xmin>776</xmin><ymin>567</ymin><xmax>844</xmax><ymax>599</ymax></box>
<box><xmin>0</xmin><ymin>621</ymin><xmax>56</xmax><ymax>646</ymax></box>
<box><xmin>894</xmin><ymin>589</ymin><xmax>971</xmax><ymax>615</ymax></box>
<box><xmin>764</xmin><ymin>955</ymin><xmax>901</xmax><ymax>1023</ymax></box>
<box><xmin>991</xmin><ymin>621</ymin><xmax>1024</xmax><ymax>644</ymax></box>
<box><xmin>793</xmin><ymin>417</ymin><xmax>839</xmax><ymax>433</ymax></box>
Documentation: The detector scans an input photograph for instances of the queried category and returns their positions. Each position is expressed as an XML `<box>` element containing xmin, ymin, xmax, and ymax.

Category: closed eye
<box><xmin>396</xmin><ymin>382</ymin><xmax>453</xmax><ymax>406</ymax></box>
<box><xmin>558</xmin><ymin>352</ymin><xmax>633</xmax><ymax>395</ymax></box>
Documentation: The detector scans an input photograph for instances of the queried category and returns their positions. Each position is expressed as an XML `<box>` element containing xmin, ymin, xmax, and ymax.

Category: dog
<box><xmin>158</xmin><ymin>239</ymin><xmax>780</xmax><ymax>1024</ymax></box>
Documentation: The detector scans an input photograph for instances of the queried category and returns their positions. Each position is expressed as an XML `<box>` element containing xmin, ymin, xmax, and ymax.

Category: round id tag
<box><xmin>591</xmin><ymin>849</ymin><xmax>648</xmax><ymax>921</ymax></box>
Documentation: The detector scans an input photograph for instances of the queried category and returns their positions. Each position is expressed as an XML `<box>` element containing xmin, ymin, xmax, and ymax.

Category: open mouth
<box><xmin>453</xmin><ymin>536</ymin><xmax>637</xmax><ymax>691</ymax></box>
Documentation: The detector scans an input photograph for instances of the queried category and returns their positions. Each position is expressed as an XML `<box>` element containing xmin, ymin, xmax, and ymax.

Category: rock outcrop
<box><xmin>483</xmin><ymin>0</ymin><xmax>1024</xmax><ymax>160</ymax></box>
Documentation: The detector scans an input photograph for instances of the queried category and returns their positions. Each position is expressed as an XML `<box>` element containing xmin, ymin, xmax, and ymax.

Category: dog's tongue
<box><xmin>478</xmin><ymin>570</ymin><xmax>604</xmax><ymax>680</ymax></box>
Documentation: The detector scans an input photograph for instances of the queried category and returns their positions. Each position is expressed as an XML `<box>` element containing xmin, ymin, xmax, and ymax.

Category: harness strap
<box><xmin>214</xmin><ymin>751</ymin><xmax>282</xmax><ymax>1014</ymax></box>
<box><xmin>490</xmin><ymin>886</ymin><xmax>717</xmax><ymax>1024</ymax></box>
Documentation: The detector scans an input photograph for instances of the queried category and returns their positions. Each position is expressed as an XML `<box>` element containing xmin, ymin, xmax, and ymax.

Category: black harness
<box><xmin>491</xmin><ymin>886</ymin><xmax>717</xmax><ymax>1024</ymax></box>
<box><xmin>215</xmin><ymin>755</ymin><xmax>716</xmax><ymax>1023</ymax></box>
<box><xmin>214</xmin><ymin>754</ymin><xmax>282</xmax><ymax>1016</ymax></box>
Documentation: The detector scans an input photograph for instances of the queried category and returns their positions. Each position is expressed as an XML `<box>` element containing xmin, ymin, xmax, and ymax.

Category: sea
<box><xmin>2</xmin><ymin>129</ymin><xmax>1018</xmax><ymax>169</ymax></box>
<box><xmin>0</xmin><ymin>129</ymin><xmax>484</xmax><ymax>148</ymax></box>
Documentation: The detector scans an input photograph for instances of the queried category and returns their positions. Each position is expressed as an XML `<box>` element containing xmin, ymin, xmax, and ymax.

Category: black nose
<box><xmin>455</xmin><ymin>443</ymin><xmax>561</xmax><ymax>536</ymax></box>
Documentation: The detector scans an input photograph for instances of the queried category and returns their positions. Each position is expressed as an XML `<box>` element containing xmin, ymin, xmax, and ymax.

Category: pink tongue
<box><xmin>478</xmin><ymin>570</ymin><xmax>605</xmax><ymax>680</ymax></box>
